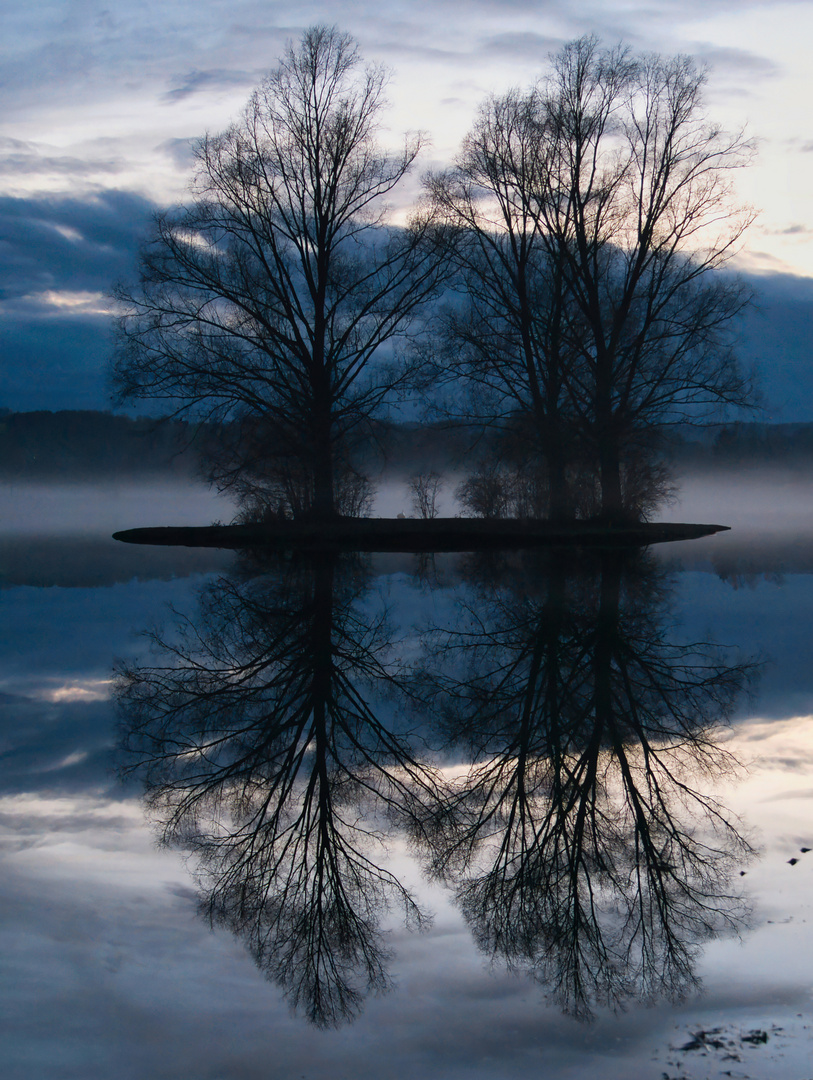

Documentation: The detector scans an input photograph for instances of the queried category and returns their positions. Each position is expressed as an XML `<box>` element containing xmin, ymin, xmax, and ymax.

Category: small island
<box><xmin>113</xmin><ymin>518</ymin><xmax>729</xmax><ymax>553</ymax></box>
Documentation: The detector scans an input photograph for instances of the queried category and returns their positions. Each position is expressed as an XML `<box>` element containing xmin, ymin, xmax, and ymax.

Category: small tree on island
<box><xmin>409</xmin><ymin>470</ymin><xmax>444</xmax><ymax>519</ymax></box>
<box><xmin>112</xmin><ymin>26</ymin><xmax>442</xmax><ymax>519</ymax></box>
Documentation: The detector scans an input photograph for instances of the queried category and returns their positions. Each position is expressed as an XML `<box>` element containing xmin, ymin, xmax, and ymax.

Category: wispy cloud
<box><xmin>0</xmin><ymin>191</ymin><xmax>155</xmax><ymax>408</ymax></box>
<box><xmin>0</xmin><ymin>190</ymin><xmax>154</xmax><ymax>302</ymax></box>
<box><xmin>476</xmin><ymin>31</ymin><xmax>562</xmax><ymax>61</ymax></box>
<box><xmin>162</xmin><ymin>67</ymin><xmax>259</xmax><ymax>103</ymax></box>
<box><xmin>156</xmin><ymin>136</ymin><xmax>199</xmax><ymax>170</ymax></box>
<box><xmin>764</xmin><ymin>224</ymin><xmax>813</xmax><ymax>237</ymax></box>
<box><xmin>0</xmin><ymin>136</ymin><xmax>124</xmax><ymax>178</ymax></box>
<box><xmin>689</xmin><ymin>43</ymin><xmax>781</xmax><ymax>79</ymax></box>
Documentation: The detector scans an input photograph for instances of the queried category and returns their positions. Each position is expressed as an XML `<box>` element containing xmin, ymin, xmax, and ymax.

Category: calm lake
<box><xmin>3</xmin><ymin>475</ymin><xmax>813</xmax><ymax>1080</ymax></box>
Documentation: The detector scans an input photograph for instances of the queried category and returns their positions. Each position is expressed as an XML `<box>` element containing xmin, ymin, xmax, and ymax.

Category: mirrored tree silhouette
<box><xmin>117</xmin><ymin>551</ymin><xmax>441</xmax><ymax>1026</ymax></box>
<box><xmin>412</xmin><ymin>550</ymin><xmax>759</xmax><ymax>1018</ymax></box>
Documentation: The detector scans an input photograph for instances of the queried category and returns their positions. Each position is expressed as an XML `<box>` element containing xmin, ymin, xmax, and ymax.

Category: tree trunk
<box><xmin>311</xmin><ymin>429</ymin><xmax>335</xmax><ymax>518</ymax></box>
<box><xmin>598</xmin><ymin>437</ymin><xmax>623</xmax><ymax>523</ymax></box>
<box><xmin>310</xmin><ymin>376</ymin><xmax>336</xmax><ymax>518</ymax></box>
<box><xmin>593</xmin><ymin>551</ymin><xmax>622</xmax><ymax>729</ymax></box>
<box><xmin>310</xmin><ymin>554</ymin><xmax>336</xmax><ymax>708</ymax></box>
<box><xmin>545</xmin><ymin>423</ymin><xmax>573</xmax><ymax>523</ymax></box>
<box><xmin>594</xmin><ymin>376</ymin><xmax>624</xmax><ymax>522</ymax></box>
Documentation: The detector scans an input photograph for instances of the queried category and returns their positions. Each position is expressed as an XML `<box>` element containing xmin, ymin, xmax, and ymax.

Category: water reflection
<box><xmin>117</xmin><ymin>547</ymin><xmax>758</xmax><ymax>1026</ymax></box>
<box><xmin>117</xmin><ymin>552</ymin><xmax>440</xmax><ymax>1027</ymax></box>
<box><xmin>413</xmin><ymin>551</ymin><xmax>759</xmax><ymax>1018</ymax></box>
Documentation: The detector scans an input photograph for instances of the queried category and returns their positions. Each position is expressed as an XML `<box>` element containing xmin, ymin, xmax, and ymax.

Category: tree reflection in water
<box><xmin>117</xmin><ymin>546</ymin><xmax>758</xmax><ymax>1026</ymax></box>
<box><xmin>117</xmin><ymin>551</ymin><xmax>440</xmax><ymax>1027</ymax></box>
<box><xmin>413</xmin><ymin>549</ymin><xmax>759</xmax><ymax>1018</ymax></box>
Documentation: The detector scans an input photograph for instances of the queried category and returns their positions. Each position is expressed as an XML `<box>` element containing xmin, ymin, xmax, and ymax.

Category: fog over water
<box><xmin>0</xmin><ymin>479</ymin><xmax>234</xmax><ymax>535</ymax></box>
<box><xmin>4</xmin><ymin>468</ymin><xmax>813</xmax><ymax>539</ymax></box>
<box><xmin>664</xmin><ymin>469</ymin><xmax>813</xmax><ymax>535</ymax></box>
<box><xmin>375</xmin><ymin>467</ymin><xmax>813</xmax><ymax>538</ymax></box>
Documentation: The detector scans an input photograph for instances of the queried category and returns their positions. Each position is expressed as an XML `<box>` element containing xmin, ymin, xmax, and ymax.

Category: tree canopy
<box><xmin>424</xmin><ymin>36</ymin><xmax>755</xmax><ymax>521</ymax></box>
<box><xmin>112</xmin><ymin>29</ymin><xmax>756</xmax><ymax>524</ymax></box>
<box><xmin>113</xmin><ymin>26</ymin><xmax>442</xmax><ymax>518</ymax></box>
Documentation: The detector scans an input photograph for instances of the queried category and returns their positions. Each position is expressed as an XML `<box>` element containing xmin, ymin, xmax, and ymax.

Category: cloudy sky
<box><xmin>1</xmin><ymin>0</ymin><xmax>812</xmax><ymax>415</ymax></box>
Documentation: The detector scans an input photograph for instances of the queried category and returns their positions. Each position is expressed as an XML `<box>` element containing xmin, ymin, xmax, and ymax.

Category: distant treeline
<box><xmin>666</xmin><ymin>423</ymin><xmax>813</xmax><ymax>472</ymax></box>
<box><xmin>0</xmin><ymin>410</ymin><xmax>483</xmax><ymax>482</ymax></box>
<box><xmin>2</xmin><ymin>410</ymin><xmax>813</xmax><ymax>481</ymax></box>
<box><xmin>0</xmin><ymin>410</ymin><xmax>201</xmax><ymax>479</ymax></box>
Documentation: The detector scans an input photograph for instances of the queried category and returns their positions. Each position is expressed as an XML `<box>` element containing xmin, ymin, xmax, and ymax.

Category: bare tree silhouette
<box><xmin>426</xmin><ymin>37</ymin><xmax>755</xmax><ymax>523</ymax></box>
<box><xmin>117</xmin><ymin>544</ymin><xmax>759</xmax><ymax>1025</ymax></box>
<box><xmin>113</xmin><ymin>26</ymin><xmax>442</xmax><ymax>519</ymax></box>
<box><xmin>409</xmin><ymin>470</ymin><xmax>444</xmax><ymax>519</ymax></box>
<box><xmin>117</xmin><ymin>552</ymin><xmax>441</xmax><ymax>1026</ymax></box>
<box><xmin>424</xmin><ymin>89</ymin><xmax>578</xmax><ymax>520</ymax></box>
<box><xmin>411</xmin><ymin>550</ymin><xmax>758</xmax><ymax>1017</ymax></box>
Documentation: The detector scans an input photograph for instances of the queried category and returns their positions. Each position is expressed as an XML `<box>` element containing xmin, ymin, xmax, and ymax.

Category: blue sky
<box><xmin>1</xmin><ymin>0</ymin><xmax>812</xmax><ymax>416</ymax></box>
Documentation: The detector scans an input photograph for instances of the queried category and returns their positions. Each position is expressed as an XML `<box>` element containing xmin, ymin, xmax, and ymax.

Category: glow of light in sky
<box><xmin>38</xmin><ymin>679</ymin><xmax>113</xmax><ymax>703</ymax></box>
<box><xmin>681</xmin><ymin>4</ymin><xmax>813</xmax><ymax>275</ymax></box>
<box><xmin>25</xmin><ymin>290</ymin><xmax>110</xmax><ymax>314</ymax></box>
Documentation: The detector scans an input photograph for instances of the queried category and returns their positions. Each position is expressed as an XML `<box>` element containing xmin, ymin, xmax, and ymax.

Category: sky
<box><xmin>1</xmin><ymin>0</ymin><xmax>812</xmax><ymax>417</ymax></box>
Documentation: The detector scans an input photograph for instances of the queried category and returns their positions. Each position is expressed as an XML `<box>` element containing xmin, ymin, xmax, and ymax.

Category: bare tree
<box><xmin>410</xmin><ymin>550</ymin><xmax>758</xmax><ymax>1017</ymax></box>
<box><xmin>112</xmin><ymin>26</ymin><xmax>442</xmax><ymax>519</ymax></box>
<box><xmin>532</xmin><ymin>38</ymin><xmax>755</xmax><ymax>521</ymax></box>
<box><xmin>426</xmin><ymin>38</ymin><xmax>755</xmax><ymax>523</ymax></box>
<box><xmin>424</xmin><ymin>89</ymin><xmax>578</xmax><ymax>521</ymax></box>
<box><xmin>455</xmin><ymin>461</ymin><xmax>515</xmax><ymax>519</ymax></box>
<box><xmin>409</xmin><ymin>469</ymin><xmax>443</xmax><ymax>518</ymax></box>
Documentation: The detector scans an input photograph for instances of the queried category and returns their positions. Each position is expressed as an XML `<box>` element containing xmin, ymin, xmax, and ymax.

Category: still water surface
<box><xmin>3</xmin><ymin>478</ymin><xmax>813</xmax><ymax>1079</ymax></box>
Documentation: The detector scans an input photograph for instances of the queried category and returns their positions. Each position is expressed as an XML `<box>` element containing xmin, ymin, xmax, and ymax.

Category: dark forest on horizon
<box><xmin>4</xmin><ymin>409</ymin><xmax>813</xmax><ymax>483</ymax></box>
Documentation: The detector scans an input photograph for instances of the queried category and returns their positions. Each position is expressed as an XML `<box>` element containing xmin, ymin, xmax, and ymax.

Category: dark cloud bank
<box><xmin>0</xmin><ymin>190</ymin><xmax>154</xmax><ymax>411</ymax></box>
<box><xmin>1</xmin><ymin>190</ymin><xmax>812</xmax><ymax>419</ymax></box>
